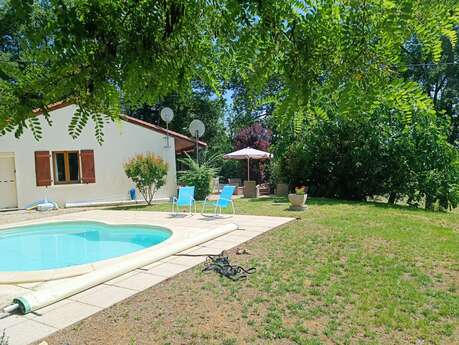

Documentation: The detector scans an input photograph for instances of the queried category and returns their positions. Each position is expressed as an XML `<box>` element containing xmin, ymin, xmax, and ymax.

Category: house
<box><xmin>0</xmin><ymin>103</ymin><xmax>206</xmax><ymax>210</ymax></box>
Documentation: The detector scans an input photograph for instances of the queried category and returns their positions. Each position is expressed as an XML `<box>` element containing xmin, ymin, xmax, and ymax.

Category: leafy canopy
<box><xmin>278</xmin><ymin>107</ymin><xmax>459</xmax><ymax>209</ymax></box>
<box><xmin>402</xmin><ymin>27</ymin><xmax>459</xmax><ymax>146</ymax></box>
<box><xmin>127</xmin><ymin>87</ymin><xmax>228</xmax><ymax>153</ymax></box>
<box><xmin>1</xmin><ymin>0</ymin><xmax>232</xmax><ymax>142</ymax></box>
<box><xmin>0</xmin><ymin>0</ymin><xmax>458</xmax><ymax>143</ymax></box>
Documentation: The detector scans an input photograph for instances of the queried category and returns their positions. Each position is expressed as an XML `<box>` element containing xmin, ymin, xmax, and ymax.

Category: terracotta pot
<box><xmin>288</xmin><ymin>193</ymin><xmax>307</xmax><ymax>210</ymax></box>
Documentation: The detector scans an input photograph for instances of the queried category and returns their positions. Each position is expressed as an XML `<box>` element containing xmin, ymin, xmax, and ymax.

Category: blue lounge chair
<box><xmin>172</xmin><ymin>186</ymin><xmax>196</xmax><ymax>214</ymax></box>
<box><xmin>201</xmin><ymin>185</ymin><xmax>236</xmax><ymax>216</ymax></box>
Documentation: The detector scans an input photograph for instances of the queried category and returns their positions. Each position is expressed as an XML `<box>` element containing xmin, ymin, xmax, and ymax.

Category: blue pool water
<box><xmin>0</xmin><ymin>221</ymin><xmax>171</xmax><ymax>271</ymax></box>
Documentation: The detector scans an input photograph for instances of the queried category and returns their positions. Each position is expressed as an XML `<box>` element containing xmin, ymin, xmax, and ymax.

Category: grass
<box><xmin>47</xmin><ymin>197</ymin><xmax>458</xmax><ymax>345</ymax></box>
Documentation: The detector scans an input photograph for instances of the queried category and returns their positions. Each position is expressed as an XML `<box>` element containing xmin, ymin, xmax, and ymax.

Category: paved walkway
<box><xmin>0</xmin><ymin>208</ymin><xmax>95</xmax><ymax>226</ymax></box>
<box><xmin>0</xmin><ymin>210</ymin><xmax>294</xmax><ymax>345</ymax></box>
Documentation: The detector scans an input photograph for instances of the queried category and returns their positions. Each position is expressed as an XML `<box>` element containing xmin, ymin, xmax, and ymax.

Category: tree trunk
<box><xmin>388</xmin><ymin>193</ymin><xmax>397</xmax><ymax>204</ymax></box>
<box><xmin>425</xmin><ymin>195</ymin><xmax>434</xmax><ymax>210</ymax></box>
<box><xmin>439</xmin><ymin>196</ymin><xmax>448</xmax><ymax>211</ymax></box>
<box><xmin>146</xmin><ymin>186</ymin><xmax>153</xmax><ymax>205</ymax></box>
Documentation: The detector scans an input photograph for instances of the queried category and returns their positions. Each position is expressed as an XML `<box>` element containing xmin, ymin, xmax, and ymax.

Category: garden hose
<box><xmin>202</xmin><ymin>252</ymin><xmax>256</xmax><ymax>281</ymax></box>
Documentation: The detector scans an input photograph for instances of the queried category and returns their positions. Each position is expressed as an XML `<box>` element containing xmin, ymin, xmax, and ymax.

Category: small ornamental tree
<box><xmin>124</xmin><ymin>153</ymin><xmax>168</xmax><ymax>205</ymax></box>
<box><xmin>234</xmin><ymin>123</ymin><xmax>272</xmax><ymax>151</ymax></box>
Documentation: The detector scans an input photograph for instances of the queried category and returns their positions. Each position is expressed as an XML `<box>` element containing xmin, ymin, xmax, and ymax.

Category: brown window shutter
<box><xmin>34</xmin><ymin>151</ymin><xmax>51</xmax><ymax>186</ymax></box>
<box><xmin>80</xmin><ymin>150</ymin><xmax>96</xmax><ymax>183</ymax></box>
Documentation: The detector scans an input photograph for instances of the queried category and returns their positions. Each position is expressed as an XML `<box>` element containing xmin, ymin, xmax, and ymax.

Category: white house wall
<box><xmin>0</xmin><ymin>105</ymin><xmax>177</xmax><ymax>208</ymax></box>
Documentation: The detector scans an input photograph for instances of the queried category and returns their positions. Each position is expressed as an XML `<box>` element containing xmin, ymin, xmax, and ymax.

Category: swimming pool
<box><xmin>0</xmin><ymin>221</ymin><xmax>171</xmax><ymax>271</ymax></box>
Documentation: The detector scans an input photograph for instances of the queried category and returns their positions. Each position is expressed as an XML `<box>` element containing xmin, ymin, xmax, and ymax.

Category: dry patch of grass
<box><xmin>40</xmin><ymin>198</ymin><xmax>458</xmax><ymax>345</ymax></box>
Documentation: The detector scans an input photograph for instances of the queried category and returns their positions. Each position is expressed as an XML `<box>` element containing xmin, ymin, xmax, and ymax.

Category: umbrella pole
<box><xmin>247</xmin><ymin>157</ymin><xmax>250</xmax><ymax>181</ymax></box>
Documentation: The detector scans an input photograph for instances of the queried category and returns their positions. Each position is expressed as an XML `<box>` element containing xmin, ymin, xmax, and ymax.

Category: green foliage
<box><xmin>1</xmin><ymin>0</ymin><xmax>458</xmax><ymax>209</ymax></box>
<box><xmin>123</xmin><ymin>153</ymin><xmax>168</xmax><ymax>205</ymax></box>
<box><xmin>225</xmin><ymin>79</ymin><xmax>279</xmax><ymax>137</ymax></box>
<box><xmin>402</xmin><ymin>27</ymin><xmax>459</xmax><ymax>146</ymax></box>
<box><xmin>278</xmin><ymin>108</ymin><xmax>459</xmax><ymax>209</ymax></box>
<box><xmin>127</xmin><ymin>87</ymin><xmax>236</xmax><ymax>181</ymax></box>
<box><xmin>268</xmin><ymin>159</ymin><xmax>285</xmax><ymax>185</ymax></box>
<box><xmin>178</xmin><ymin>153</ymin><xmax>219</xmax><ymax>200</ymax></box>
<box><xmin>0</xmin><ymin>0</ymin><xmax>227</xmax><ymax>140</ymax></box>
<box><xmin>1</xmin><ymin>0</ymin><xmax>458</xmax><ymax>141</ymax></box>
<box><xmin>219</xmin><ymin>159</ymin><xmax>244</xmax><ymax>183</ymax></box>
<box><xmin>127</xmin><ymin>87</ymin><xmax>229</xmax><ymax>156</ymax></box>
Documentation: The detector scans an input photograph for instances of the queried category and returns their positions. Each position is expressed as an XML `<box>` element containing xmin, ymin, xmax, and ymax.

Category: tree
<box><xmin>126</xmin><ymin>86</ymin><xmax>234</xmax><ymax>180</ymax></box>
<box><xmin>126</xmin><ymin>86</ymin><xmax>228</xmax><ymax>157</ymax></box>
<box><xmin>278</xmin><ymin>107</ymin><xmax>459</xmax><ymax>209</ymax></box>
<box><xmin>234</xmin><ymin>123</ymin><xmax>272</xmax><ymax>151</ymax></box>
<box><xmin>402</xmin><ymin>27</ymin><xmax>459</xmax><ymax>146</ymax></box>
<box><xmin>225</xmin><ymin>78</ymin><xmax>279</xmax><ymax>137</ymax></box>
<box><xmin>234</xmin><ymin>123</ymin><xmax>272</xmax><ymax>183</ymax></box>
<box><xmin>124</xmin><ymin>153</ymin><xmax>168</xmax><ymax>205</ymax></box>
<box><xmin>1</xmin><ymin>1</ymin><xmax>457</xmax><ymax>143</ymax></box>
<box><xmin>1</xmin><ymin>0</ymin><xmax>458</xmax><ymax>208</ymax></box>
<box><xmin>0</xmin><ymin>0</ymin><xmax>233</xmax><ymax>142</ymax></box>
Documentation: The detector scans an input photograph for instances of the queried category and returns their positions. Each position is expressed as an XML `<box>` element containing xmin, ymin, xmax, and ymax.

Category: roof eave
<box><xmin>32</xmin><ymin>103</ymin><xmax>207</xmax><ymax>154</ymax></box>
<box><xmin>121</xmin><ymin>115</ymin><xmax>207</xmax><ymax>152</ymax></box>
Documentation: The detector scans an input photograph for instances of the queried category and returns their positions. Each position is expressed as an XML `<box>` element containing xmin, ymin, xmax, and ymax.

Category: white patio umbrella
<box><xmin>223</xmin><ymin>147</ymin><xmax>273</xmax><ymax>181</ymax></box>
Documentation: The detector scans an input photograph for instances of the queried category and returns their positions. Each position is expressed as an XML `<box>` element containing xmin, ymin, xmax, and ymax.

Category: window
<box><xmin>34</xmin><ymin>150</ymin><xmax>95</xmax><ymax>187</ymax></box>
<box><xmin>52</xmin><ymin>151</ymin><xmax>80</xmax><ymax>184</ymax></box>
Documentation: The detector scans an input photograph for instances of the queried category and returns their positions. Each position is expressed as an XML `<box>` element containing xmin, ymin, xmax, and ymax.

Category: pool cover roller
<box><xmin>6</xmin><ymin>223</ymin><xmax>238</xmax><ymax>314</ymax></box>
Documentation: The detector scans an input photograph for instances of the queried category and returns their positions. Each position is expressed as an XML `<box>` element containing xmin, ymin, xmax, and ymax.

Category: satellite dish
<box><xmin>189</xmin><ymin>119</ymin><xmax>205</xmax><ymax>138</ymax></box>
<box><xmin>160</xmin><ymin>107</ymin><xmax>174</xmax><ymax>123</ymax></box>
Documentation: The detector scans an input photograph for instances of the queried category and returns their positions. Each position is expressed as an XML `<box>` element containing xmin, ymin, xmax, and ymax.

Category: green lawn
<box><xmin>49</xmin><ymin>197</ymin><xmax>458</xmax><ymax>345</ymax></box>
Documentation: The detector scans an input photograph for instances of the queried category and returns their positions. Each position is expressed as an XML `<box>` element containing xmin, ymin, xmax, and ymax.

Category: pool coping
<box><xmin>0</xmin><ymin>210</ymin><xmax>295</xmax><ymax>345</ymax></box>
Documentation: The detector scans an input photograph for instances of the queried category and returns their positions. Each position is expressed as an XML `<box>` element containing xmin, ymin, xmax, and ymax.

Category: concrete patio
<box><xmin>0</xmin><ymin>210</ymin><xmax>294</xmax><ymax>345</ymax></box>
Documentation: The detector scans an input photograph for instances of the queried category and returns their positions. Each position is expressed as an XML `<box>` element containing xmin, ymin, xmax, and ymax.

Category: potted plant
<box><xmin>288</xmin><ymin>186</ymin><xmax>308</xmax><ymax>210</ymax></box>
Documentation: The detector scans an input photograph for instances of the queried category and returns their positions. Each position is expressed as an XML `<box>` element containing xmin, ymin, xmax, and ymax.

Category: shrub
<box><xmin>178</xmin><ymin>153</ymin><xmax>219</xmax><ymax>200</ymax></box>
<box><xmin>219</xmin><ymin>159</ymin><xmax>244</xmax><ymax>182</ymax></box>
<box><xmin>124</xmin><ymin>153</ymin><xmax>168</xmax><ymax>205</ymax></box>
<box><xmin>277</xmin><ymin>109</ymin><xmax>459</xmax><ymax>209</ymax></box>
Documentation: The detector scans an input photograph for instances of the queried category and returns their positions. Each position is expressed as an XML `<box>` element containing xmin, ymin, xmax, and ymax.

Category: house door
<box><xmin>0</xmin><ymin>155</ymin><xmax>18</xmax><ymax>209</ymax></box>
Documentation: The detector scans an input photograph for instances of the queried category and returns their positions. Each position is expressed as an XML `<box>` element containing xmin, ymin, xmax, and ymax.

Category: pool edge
<box><xmin>7</xmin><ymin>223</ymin><xmax>239</xmax><ymax>314</ymax></box>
